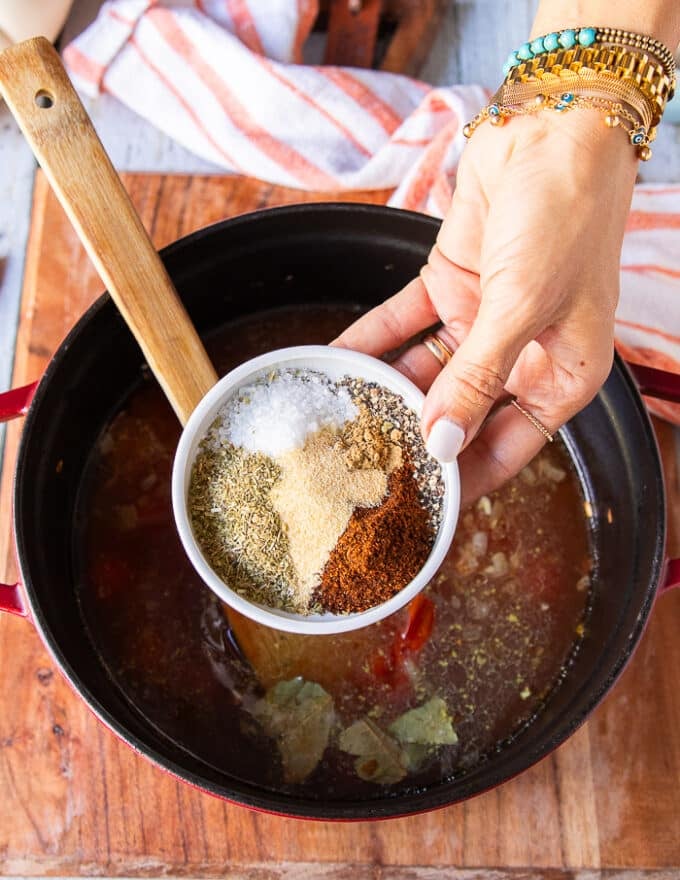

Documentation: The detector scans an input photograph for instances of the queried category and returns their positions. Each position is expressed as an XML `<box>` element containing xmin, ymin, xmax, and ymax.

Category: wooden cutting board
<box><xmin>1</xmin><ymin>171</ymin><xmax>679</xmax><ymax>877</ymax></box>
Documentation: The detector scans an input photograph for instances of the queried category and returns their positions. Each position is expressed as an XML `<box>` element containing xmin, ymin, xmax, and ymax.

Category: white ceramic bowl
<box><xmin>172</xmin><ymin>345</ymin><xmax>460</xmax><ymax>634</ymax></box>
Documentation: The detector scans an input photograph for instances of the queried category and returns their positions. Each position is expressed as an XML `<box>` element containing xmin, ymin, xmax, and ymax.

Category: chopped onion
<box><xmin>576</xmin><ymin>574</ymin><xmax>590</xmax><ymax>592</ymax></box>
<box><xmin>538</xmin><ymin>459</ymin><xmax>566</xmax><ymax>482</ymax></box>
<box><xmin>477</xmin><ymin>496</ymin><xmax>492</xmax><ymax>516</ymax></box>
<box><xmin>467</xmin><ymin>596</ymin><xmax>492</xmax><ymax>620</ymax></box>
<box><xmin>520</xmin><ymin>465</ymin><xmax>536</xmax><ymax>485</ymax></box>
<box><xmin>99</xmin><ymin>431</ymin><xmax>114</xmax><ymax>455</ymax></box>
<box><xmin>471</xmin><ymin>531</ymin><xmax>488</xmax><ymax>557</ymax></box>
<box><xmin>485</xmin><ymin>552</ymin><xmax>509</xmax><ymax>577</ymax></box>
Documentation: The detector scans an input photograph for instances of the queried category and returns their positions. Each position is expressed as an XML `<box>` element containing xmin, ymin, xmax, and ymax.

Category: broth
<box><xmin>74</xmin><ymin>305</ymin><xmax>591</xmax><ymax>799</ymax></box>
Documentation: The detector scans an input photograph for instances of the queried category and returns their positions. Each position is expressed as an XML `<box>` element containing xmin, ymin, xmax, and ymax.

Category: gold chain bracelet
<box><xmin>499</xmin><ymin>72</ymin><xmax>655</xmax><ymax>137</ymax></box>
<box><xmin>463</xmin><ymin>91</ymin><xmax>653</xmax><ymax>160</ymax></box>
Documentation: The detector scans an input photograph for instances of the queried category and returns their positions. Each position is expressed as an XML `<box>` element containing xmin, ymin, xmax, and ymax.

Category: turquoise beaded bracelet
<box><xmin>502</xmin><ymin>26</ymin><xmax>675</xmax><ymax>79</ymax></box>
<box><xmin>503</xmin><ymin>27</ymin><xmax>597</xmax><ymax>75</ymax></box>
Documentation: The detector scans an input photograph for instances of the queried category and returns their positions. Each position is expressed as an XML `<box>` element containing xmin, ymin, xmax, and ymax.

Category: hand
<box><xmin>334</xmin><ymin>109</ymin><xmax>638</xmax><ymax>505</ymax></box>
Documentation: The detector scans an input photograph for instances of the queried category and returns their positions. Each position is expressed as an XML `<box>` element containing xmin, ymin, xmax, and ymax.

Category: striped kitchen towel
<box><xmin>64</xmin><ymin>0</ymin><xmax>680</xmax><ymax>422</ymax></box>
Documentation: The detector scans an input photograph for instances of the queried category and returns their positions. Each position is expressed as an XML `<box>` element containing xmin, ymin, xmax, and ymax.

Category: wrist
<box><xmin>531</xmin><ymin>1</ymin><xmax>680</xmax><ymax>48</ymax></box>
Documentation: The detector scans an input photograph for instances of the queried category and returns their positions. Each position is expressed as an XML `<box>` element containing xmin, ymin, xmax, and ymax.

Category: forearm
<box><xmin>531</xmin><ymin>0</ymin><xmax>680</xmax><ymax>47</ymax></box>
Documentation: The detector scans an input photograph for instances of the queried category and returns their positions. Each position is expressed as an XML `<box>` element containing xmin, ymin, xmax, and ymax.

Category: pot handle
<box><xmin>661</xmin><ymin>558</ymin><xmax>680</xmax><ymax>593</ymax></box>
<box><xmin>0</xmin><ymin>382</ymin><xmax>38</xmax><ymax>422</ymax></box>
<box><xmin>626</xmin><ymin>363</ymin><xmax>680</xmax><ymax>404</ymax></box>
<box><xmin>0</xmin><ymin>582</ymin><xmax>27</xmax><ymax>616</ymax></box>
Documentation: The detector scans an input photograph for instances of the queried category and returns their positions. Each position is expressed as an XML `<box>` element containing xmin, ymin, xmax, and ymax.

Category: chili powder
<box><xmin>317</xmin><ymin>461</ymin><xmax>434</xmax><ymax>614</ymax></box>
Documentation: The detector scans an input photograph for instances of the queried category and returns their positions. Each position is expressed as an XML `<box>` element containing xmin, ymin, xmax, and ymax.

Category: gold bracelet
<box><xmin>505</xmin><ymin>45</ymin><xmax>673</xmax><ymax>128</ymax></box>
<box><xmin>594</xmin><ymin>27</ymin><xmax>676</xmax><ymax>87</ymax></box>
<box><xmin>463</xmin><ymin>92</ymin><xmax>653</xmax><ymax>160</ymax></box>
<box><xmin>499</xmin><ymin>72</ymin><xmax>655</xmax><ymax>137</ymax></box>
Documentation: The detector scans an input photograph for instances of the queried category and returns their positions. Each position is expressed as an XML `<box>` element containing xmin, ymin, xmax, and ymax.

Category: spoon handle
<box><xmin>0</xmin><ymin>37</ymin><xmax>218</xmax><ymax>425</ymax></box>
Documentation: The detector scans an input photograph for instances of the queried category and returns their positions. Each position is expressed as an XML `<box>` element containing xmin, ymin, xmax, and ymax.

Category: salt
<box><xmin>214</xmin><ymin>369</ymin><xmax>357</xmax><ymax>457</ymax></box>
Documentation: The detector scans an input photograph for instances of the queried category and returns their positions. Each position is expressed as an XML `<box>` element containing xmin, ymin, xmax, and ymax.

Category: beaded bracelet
<box><xmin>503</xmin><ymin>25</ymin><xmax>676</xmax><ymax>87</ymax></box>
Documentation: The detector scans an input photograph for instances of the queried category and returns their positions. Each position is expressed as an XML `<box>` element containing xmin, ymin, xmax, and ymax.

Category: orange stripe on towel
<box><xmin>622</xmin><ymin>263</ymin><xmax>680</xmax><ymax>280</ymax></box>
<box><xmin>127</xmin><ymin>37</ymin><xmax>244</xmax><ymax>171</ymax></box>
<box><xmin>400</xmin><ymin>120</ymin><xmax>458</xmax><ymax>212</ymax></box>
<box><xmin>412</xmin><ymin>96</ymin><xmax>451</xmax><ymax>116</ymax></box>
<box><xmin>62</xmin><ymin>45</ymin><xmax>106</xmax><ymax>88</ymax></box>
<box><xmin>149</xmin><ymin>8</ymin><xmax>340</xmax><ymax>188</ymax></box>
<box><xmin>430</xmin><ymin>172</ymin><xmax>453</xmax><ymax>217</ymax></box>
<box><xmin>633</xmin><ymin>186</ymin><xmax>680</xmax><ymax>197</ymax></box>
<box><xmin>318</xmin><ymin>68</ymin><xmax>403</xmax><ymax>135</ymax></box>
<box><xmin>391</xmin><ymin>137</ymin><xmax>434</xmax><ymax>148</ymax></box>
<box><xmin>107</xmin><ymin>6</ymin><xmax>136</xmax><ymax>28</ymax></box>
<box><xmin>626</xmin><ymin>211</ymin><xmax>680</xmax><ymax>231</ymax></box>
<box><xmin>615</xmin><ymin>317</ymin><xmax>680</xmax><ymax>347</ymax></box>
<box><xmin>255</xmin><ymin>56</ymin><xmax>374</xmax><ymax>158</ymax></box>
<box><xmin>225</xmin><ymin>0</ymin><xmax>266</xmax><ymax>56</ymax></box>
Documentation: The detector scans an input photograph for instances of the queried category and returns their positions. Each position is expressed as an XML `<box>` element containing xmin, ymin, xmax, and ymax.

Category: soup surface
<box><xmin>75</xmin><ymin>305</ymin><xmax>591</xmax><ymax>799</ymax></box>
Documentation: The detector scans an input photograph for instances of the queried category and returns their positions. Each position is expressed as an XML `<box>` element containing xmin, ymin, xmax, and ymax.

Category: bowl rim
<box><xmin>172</xmin><ymin>344</ymin><xmax>460</xmax><ymax>634</ymax></box>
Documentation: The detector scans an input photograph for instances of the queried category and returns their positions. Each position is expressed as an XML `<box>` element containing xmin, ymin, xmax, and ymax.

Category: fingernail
<box><xmin>426</xmin><ymin>418</ymin><xmax>465</xmax><ymax>462</ymax></box>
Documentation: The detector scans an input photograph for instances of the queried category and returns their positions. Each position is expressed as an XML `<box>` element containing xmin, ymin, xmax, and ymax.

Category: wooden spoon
<box><xmin>0</xmin><ymin>37</ymin><xmax>217</xmax><ymax>423</ymax></box>
<box><xmin>0</xmin><ymin>37</ymin><xmax>374</xmax><ymax>695</ymax></box>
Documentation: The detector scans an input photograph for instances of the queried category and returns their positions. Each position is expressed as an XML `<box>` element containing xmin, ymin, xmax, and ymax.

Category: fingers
<box><xmin>331</xmin><ymin>257</ymin><xmax>481</xmax><ymax>395</ymax></box>
<box><xmin>457</xmin><ymin>335</ymin><xmax>614</xmax><ymax>505</ymax></box>
<box><xmin>332</xmin><ymin>277</ymin><xmax>437</xmax><ymax>357</ymax></box>
<box><xmin>390</xmin><ymin>342</ymin><xmax>443</xmax><ymax>392</ymax></box>
<box><xmin>434</xmin><ymin>179</ymin><xmax>487</xmax><ymax>277</ymax></box>
<box><xmin>421</xmin><ymin>302</ymin><xmax>534</xmax><ymax>461</ymax></box>
<box><xmin>457</xmin><ymin>403</ymin><xmax>551</xmax><ymax>506</ymax></box>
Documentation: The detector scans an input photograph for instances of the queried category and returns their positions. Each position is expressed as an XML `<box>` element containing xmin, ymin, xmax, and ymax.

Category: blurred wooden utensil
<box><xmin>321</xmin><ymin>0</ymin><xmax>446</xmax><ymax>74</ymax></box>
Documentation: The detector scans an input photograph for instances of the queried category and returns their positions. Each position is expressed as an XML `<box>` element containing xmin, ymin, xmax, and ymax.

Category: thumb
<box><xmin>421</xmin><ymin>305</ymin><xmax>532</xmax><ymax>462</ymax></box>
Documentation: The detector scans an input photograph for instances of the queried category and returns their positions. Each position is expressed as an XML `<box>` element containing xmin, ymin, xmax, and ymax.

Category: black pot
<box><xmin>1</xmin><ymin>204</ymin><xmax>679</xmax><ymax>819</ymax></box>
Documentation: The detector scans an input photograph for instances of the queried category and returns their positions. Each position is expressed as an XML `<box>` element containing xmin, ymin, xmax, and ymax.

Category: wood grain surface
<box><xmin>0</xmin><ymin>171</ymin><xmax>679</xmax><ymax>877</ymax></box>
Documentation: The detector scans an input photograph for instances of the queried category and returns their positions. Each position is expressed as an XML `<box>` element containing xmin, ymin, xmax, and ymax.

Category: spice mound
<box><xmin>188</xmin><ymin>369</ymin><xmax>443</xmax><ymax>615</ymax></box>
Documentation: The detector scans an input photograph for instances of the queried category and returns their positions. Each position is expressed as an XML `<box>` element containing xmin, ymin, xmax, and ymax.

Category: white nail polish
<box><xmin>426</xmin><ymin>419</ymin><xmax>465</xmax><ymax>462</ymax></box>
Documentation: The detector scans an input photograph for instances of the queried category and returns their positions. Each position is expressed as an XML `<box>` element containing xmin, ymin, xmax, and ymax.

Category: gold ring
<box><xmin>422</xmin><ymin>336</ymin><xmax>553</xmax><ymax>443</ymax></box>
<box><xmin>511</xmin><ymin>399</ymin><xmax>554</xmax><ymax>443</ymax></box>
<box><xmin>422</xmin><ymin>333</ymin><xmax>454</xmax><ymax>367</ymax></box>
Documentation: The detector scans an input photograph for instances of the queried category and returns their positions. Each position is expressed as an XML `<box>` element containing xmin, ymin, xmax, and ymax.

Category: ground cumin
<box><xmin>340</xmin><ymin>403</ymin><xmax>402</xmax><ymax>472</ymax></box>
<box><xmin>317</xmin><ymin>461</ymin><xmax>434</xmax><ymax>614</ymax></box>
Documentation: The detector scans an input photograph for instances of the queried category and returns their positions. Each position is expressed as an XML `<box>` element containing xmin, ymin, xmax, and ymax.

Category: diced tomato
<box><xmin>368</xmin><ymin>595</ymin><xmax>435</xmax><ymax>690</ymax></box>
<box><xmin>370</xmin><ymin>644</ymin><xmax>410</xmax><ymax>690</ymax></box>
<box><xmin>400</xmin><ymin>593</ymin><xmax>434</xmax><ymax>652</ymax></box>
<box><xmin>371</xmin><ymin>652</ymin><xmax>393</xmax><ymax>680</ymax></box>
